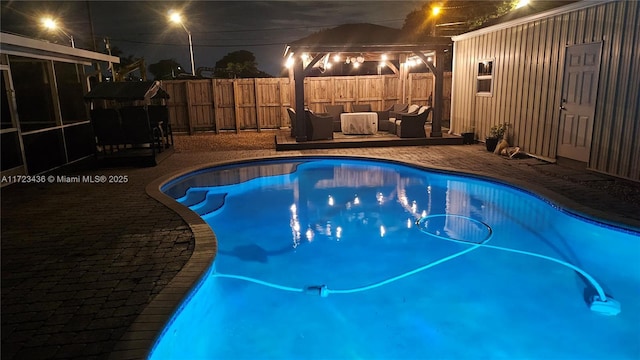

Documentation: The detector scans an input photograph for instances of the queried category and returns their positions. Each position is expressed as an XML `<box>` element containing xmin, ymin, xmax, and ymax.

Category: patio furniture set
<box><xmin>287</xmin><ymin>103</ymin><xmax>433</xmax><ymax>141</ymax></box>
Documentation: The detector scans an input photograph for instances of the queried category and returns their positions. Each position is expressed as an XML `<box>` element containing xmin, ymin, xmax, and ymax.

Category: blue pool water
<box><xmin>152</xmin><ymin>157</ymin><xmax>640</xmax><ymax>359</ymax></box>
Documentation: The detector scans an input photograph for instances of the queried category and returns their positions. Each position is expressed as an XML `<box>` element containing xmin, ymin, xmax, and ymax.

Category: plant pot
<box><xmin>485</xmin><ymin>137</ymin><xmax>499</xmax><ymax>152</ymax></box>
<box><xmin>461</xmin><ymin>132</ymin><xmax>475</xmax><ymax>145</ymax></box>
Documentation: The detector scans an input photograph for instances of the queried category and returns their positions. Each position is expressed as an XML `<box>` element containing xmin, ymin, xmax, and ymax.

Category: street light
<box><xmin>168</xmin><ymin>10</ymin><xmax>195</xmax><ymax>76</ymax></box>
<box><xmin>41</xmin><ymin>17</ymin><xmax>75</xmax><ymax>47</ymax></box>
<box><xmin>430</xmin><ymin>6</ymin><xmax>442</xmax><ymax>36</ymax></box>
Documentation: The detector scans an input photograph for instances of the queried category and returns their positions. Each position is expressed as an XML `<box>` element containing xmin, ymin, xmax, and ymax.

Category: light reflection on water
<box><xmin>152</xmin><ymin>157</ymin><xmax>640</xmax><ymax>360</ymax></box>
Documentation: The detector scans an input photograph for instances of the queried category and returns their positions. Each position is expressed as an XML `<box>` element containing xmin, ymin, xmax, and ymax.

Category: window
<box><xmin>54</xmin><ymin>62</ymin><xmax>88</xmax><ymax>124</ymax></box>
<box><xmin>9</xmin><ymin>56</ymin><xmax>57</xmax><ymax>132</ymax></box>
<box><xmin>1</xmin><ymin>70</ymin><xmax>13</xmax><ymax>130</ymax></box>
<box><xmin>476</xmin><ymin>60</ymin><xmax>494</xmax><ymax>96</ymax></box>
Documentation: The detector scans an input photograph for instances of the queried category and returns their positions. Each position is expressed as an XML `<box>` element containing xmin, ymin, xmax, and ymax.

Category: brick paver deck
<box><xmin>2</xmin><ymin>141</ymin><xmax>639</xmax><ymax>359</ymax></box>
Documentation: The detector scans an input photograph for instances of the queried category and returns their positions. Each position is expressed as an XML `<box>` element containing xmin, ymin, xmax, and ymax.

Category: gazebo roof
<box><xmin>285</xmin><ymin>23</ymin><xmax>451</xmax><ymax>60</ymax></box>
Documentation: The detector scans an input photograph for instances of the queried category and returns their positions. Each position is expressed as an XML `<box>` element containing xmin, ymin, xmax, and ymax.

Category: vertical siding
<box><xmin>591</xmin><ymin>0</ymin><xmax>640</xmax><ymax>180</ymax></box>
<box><xmin>540</xmin><ymin>16</ymin><xmax>559</xmax><ymax>154</ymax></box>
<box><xmin>451</xmin><ymin>1</ymin><xmax>639</xmax><ymax>181</ymax></box>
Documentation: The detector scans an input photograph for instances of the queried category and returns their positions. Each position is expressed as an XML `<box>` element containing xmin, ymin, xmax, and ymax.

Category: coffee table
<box><xmin>340</xmin><ymin>112</ymin><xmax>378</xmax><ymax>135</ymax></box>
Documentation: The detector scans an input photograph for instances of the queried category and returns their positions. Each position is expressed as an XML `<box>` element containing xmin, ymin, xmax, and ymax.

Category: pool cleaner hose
<box><xmin>212</xmin><ymin>214</ymin><xmax>620</xmax><ymax>316</ymax></box>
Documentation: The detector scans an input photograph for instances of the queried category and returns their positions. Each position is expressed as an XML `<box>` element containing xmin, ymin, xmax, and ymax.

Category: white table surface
<box><xmin>340</xmin><ymin>112</ymin><xmax>378</xmax><ymax>135</ymax></box>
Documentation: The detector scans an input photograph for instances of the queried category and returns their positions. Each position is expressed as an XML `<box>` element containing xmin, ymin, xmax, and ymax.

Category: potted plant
<box><xmin>461</xmin><ymin>126</ymin><xmax>475</xmax><ymax>145</ymax></box>
<box><xmin>485</xmin><ymin>123</ymin><xmax>508</xmax><ymax>152</ymax></box>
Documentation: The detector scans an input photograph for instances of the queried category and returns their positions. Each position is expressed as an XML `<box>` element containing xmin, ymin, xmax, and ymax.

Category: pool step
<box><xmin>177</xmin><ymin>189</ymin><xmax>208</xmax><ymax>207</ymax></box>
<box><xmin>189</xmin><ymin>192</ymin><xmax>228</xmax><ymax>216</ymax></box>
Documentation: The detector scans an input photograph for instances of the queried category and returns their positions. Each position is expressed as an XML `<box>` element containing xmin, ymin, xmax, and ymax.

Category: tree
<box><xmin>402</xmin><ymin>1</ymin><xmax>518</xmax><ymax>38</ymax></box>
<box><xmin>214</xmin><ymin>50</ymin><xmax>272</xmax><ymax>78</ymax></box>
<box><xmin>148</xmin><ymin>59</ymin><xmax>186</xmax><ymax>80</ymax></box>
<box><xmin>101</xmin><ymin>45</ymin><xmax>145</xmax><ymax>80</ymax></box>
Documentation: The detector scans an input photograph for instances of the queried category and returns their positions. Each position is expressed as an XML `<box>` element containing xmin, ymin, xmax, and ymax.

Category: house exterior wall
<box><xmin>0</xmin><ymin>33</ymin><xmax>119</xmax><ymax>178</ymax></box>
<box><xmin>451</xmin><ymin>0</ymin><xmax>639</xmax><ymax>181</ymax></box>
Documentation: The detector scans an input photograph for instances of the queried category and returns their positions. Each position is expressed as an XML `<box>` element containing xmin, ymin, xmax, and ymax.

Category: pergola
<box><xmin>284</xmin><ymin>23</ymin><xmax>452</xmax><ymax>142</ymax></box>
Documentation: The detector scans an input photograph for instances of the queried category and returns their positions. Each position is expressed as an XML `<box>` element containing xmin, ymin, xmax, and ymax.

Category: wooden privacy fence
<box><xmin>161</xmin><ymin>73</ymin><xmax>452</xmax><ymax>133</ymax></box>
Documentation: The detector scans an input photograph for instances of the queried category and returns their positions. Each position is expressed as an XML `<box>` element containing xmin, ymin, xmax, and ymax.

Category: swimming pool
<box><xmin>152</xmin><ymin>157</ymin><xmax>640</xmax><ymax>359</ymax></box>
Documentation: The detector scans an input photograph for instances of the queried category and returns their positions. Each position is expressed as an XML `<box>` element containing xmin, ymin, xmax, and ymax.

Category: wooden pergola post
<box><xmin>419</xmin><ymin>47</ymin><xmax>445</xmax><ymax>138</ymax></box>
<box><xmin>293</xmin><ymin>59</ymin><xmax>307</xmax><ymax>142</ymax></box>
<box><xmin>293</xmin><ymin>53</ymin><xmax>326</xmax><ymax>142</ymax></box>
<box><xmin>432</xmin><ymin>49</ymin><xmax>444</xmax><ymax>137</ymax></box>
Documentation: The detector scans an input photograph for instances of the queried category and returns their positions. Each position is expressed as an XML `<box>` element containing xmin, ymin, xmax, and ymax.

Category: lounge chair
<box><xmin>304</xmin><ymin>109</ymin><xmax>334</xmax><ymax>140</ymax></box>
<box><xmin>324</xmin><ymin>104</ymin><xmax>345</xmax><ymax>132</ymax></box>
<box><xmin>389</xmin><ymin>104</ymin><xmax>420</xmax><ymax>134</ymax></box>
<box><xmin>396</xmin><ymin>106</ymin><xmax>432</xmax><ymax>138</ymax></box>
<box><xmin>287</xmin><ymin>107</ymin><xmax>296</xmax><ymax>137</ymax></box>
<box><xmin>351</xmin><ymin>104</ymin><xmax>372</xmax><ymax>112</ymax></box>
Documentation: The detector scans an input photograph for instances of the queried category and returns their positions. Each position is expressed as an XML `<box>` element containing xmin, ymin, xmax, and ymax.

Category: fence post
<box><xmin>398</xmin><ymin>54</ymin><xmax>407</xmax><ymax>104</ymax></box>
<box><xmin>330</xmin><ymin>77</ymin><xmax>335</xmax><ymax>105</ymax></box>
<box><xmin>380</xmin><ymin>75</ymin><xmax>385</xmax><ymax>110</ymax></box>
<box><xmin>232</xmin><ymin>80</ymin><xmax>241</xmax><ymax>133</ymax></box>
<box><xmin>277</xmin><ymin>79</ymin><xmax>282</xmax><ymax>128</ymax></box>
<box><xmin>254</xmin><ymin>79</ymin><xmax>261</xmax><ymax>132</ymax></box>
<box><xmin>212</xmin><ymin>79</ymin><xmax>220</xmax><ymax>134</ymax></box>
<box><xmin>184</xmin><ymin>81</ymin><xmax>193</xmax><ymax>135</ymax></box>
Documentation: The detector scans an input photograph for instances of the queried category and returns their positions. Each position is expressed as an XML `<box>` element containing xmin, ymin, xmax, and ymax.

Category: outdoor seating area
<box><xmin>276</xmin><ymin>103</ymin><xmax>460</xmax><ymax>151</ymax></box>
<box><xmin>311</xmin><ymin>103</ymin><xmax>435</xmax><ymax>137</ymax></box>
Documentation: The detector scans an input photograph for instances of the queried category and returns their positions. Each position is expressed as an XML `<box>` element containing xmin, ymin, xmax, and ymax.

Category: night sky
<box><xmin>1</xmin><ymin>1</ymin><xmax>424</xmax><ymax>76</ymax></box>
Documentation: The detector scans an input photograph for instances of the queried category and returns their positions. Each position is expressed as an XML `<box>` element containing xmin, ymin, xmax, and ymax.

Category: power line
<box><xmin>125</xmin><ymin>17</ymin><xmax>407</xmax><ymax>36</ymax></box>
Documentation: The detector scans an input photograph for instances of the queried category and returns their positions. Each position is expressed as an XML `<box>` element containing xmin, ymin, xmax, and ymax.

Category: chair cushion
<box><xmin>407</xmin><ymin>104</ymin><xmax>420</xmax><ymax>113</ymax></box>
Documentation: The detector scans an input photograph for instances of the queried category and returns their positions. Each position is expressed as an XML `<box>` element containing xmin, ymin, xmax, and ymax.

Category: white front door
<box><xmin>557</xmin><ymin>42</ymin><xmax>602</xmax><ymax>163</ymax></box>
